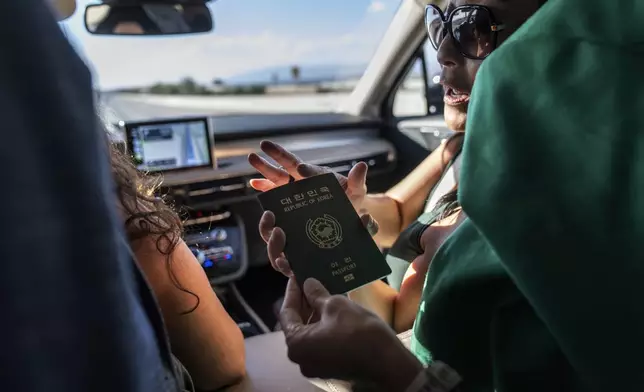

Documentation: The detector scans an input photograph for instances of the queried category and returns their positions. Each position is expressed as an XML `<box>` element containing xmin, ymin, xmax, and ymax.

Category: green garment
<box><xmin>411</xmin><ymin>0</ymin><xmax>644</xmax><ymax>390</ymax></box>
<box><xmin>411</xmin><ymin>219</ymin><xmax>578</xmax><ymax>391</ymax></box>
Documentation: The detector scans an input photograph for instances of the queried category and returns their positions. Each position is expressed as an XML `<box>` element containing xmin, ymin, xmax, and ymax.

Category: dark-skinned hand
<box><xmin>280</xmin><ymin>277</ymin><xmax>423</xmax><ymax>390</ymax></box>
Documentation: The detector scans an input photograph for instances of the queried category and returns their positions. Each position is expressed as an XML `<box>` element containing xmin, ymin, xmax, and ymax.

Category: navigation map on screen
<box><xmin>128</xmin><ymin>119</ymin><xmax>211</xmax><ymax>172</ymax></box>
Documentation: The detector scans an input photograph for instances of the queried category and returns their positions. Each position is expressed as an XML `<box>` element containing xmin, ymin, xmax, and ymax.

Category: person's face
<box><xmin>435</xmin><ymin>0</ymin><xmax>543</xmax><ymax>131</ymax></box>
<box><xmin>114</xmin><ymin>21</ymin><xmax>145</xmax><ymax>35</ymax></box>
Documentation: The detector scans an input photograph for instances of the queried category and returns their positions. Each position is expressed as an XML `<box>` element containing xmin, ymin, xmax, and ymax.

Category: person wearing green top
<box><xmin>449</xmin><ymin>0</ymin><xmax>644</xmax><ymax>390</ymax></box>
<box><xmin>412</xmin><ymin>0</ymin><xmax>644</xmax><ymax>390</ymax></box>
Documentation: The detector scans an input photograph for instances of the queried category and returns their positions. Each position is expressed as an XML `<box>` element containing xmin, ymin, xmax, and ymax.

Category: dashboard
<box><xmin>118</xmin><ymin>112</ymin><xmax>398</xmax><ymax>285</ymax></box>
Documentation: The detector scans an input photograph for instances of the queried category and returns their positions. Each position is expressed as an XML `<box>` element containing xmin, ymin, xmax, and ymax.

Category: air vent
<box><xmin>185</xmin><ymin>177</ymin><xmax>249</xmax><ymax>204</ymax></box>
<box><xmin>321</xmin><ymin>152</ymin><xmax>392</xmax><ymax>175</ymax></box>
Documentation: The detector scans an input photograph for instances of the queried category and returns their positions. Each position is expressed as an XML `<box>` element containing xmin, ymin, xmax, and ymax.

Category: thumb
<box><xmin>347</xmin><ymin>162</ymin><xmax>367</xmax><ymax>192</ymax></box>
<box><xmin>360</xmin><ymin>213</ymin><xmax>379</xmax><ymax>237</ymax></box>
<box><xmin>302</xmin><ymin>278</ymin><xmax>331</xmax><ymax>310</ymax></box>
<box><xmin>279</xmin><ymin>277</ymin><xmax>304</xmax><ymax>331</ymax></box>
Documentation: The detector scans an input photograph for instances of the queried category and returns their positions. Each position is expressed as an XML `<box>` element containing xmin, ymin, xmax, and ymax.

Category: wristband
<box><xmin>404</xmin><ymin>362</ymin><xmax>462</xmax><ymax>392</ymax></box>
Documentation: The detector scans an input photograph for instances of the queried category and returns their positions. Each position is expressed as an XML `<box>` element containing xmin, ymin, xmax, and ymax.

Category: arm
<box><xmin>348</xmin><ymin>254</ymin><xmax>428</xmax><ymax>332</ymax></box>
<box><xmin>350</xmin><ymin>211</ymin><xmax>466</xmax><ymax>332</ymax></box>
<box><xmin>132</xmin><ymin>237</ymin><xmax>246</xmax><ymax>391</ymax></box>
<box><xmin>367</xmin><ymin>139</ymin><xmax>463</xmax><ymax>248</ymax></box>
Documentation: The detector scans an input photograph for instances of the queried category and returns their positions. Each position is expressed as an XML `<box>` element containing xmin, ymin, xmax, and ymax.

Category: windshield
<box><xmin>62</xmin><ymin>0</ymin><xmax>401</xmax><ymax>120</ymax></box>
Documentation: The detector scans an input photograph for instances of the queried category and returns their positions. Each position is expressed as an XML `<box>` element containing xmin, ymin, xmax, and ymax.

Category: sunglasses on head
<box><xmin>425</xmin><ymin>4</ymin><xmax>505</xmax><ymax>60</ymax></box>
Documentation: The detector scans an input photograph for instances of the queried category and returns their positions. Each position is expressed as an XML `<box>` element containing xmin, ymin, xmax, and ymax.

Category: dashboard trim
<box><xmin>183</xmin><ymin>211</ymin><xmax>232</xmax><ymax>227</ymax></box>
<box><xmin>160</xmin><ymin>129</ymin><xmax>395</xmax><ymax>186</ymax></box>
<box><xmin>188</xmin><ymin>183</ymin><xmax>247</xmax><ymax>197</ymax></box>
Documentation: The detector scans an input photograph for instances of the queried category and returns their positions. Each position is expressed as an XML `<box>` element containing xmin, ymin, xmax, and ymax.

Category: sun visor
<box><xmin>414</xmin><ymin>0</ymin><xmax>446</xmax><ymax>7</ymax></box>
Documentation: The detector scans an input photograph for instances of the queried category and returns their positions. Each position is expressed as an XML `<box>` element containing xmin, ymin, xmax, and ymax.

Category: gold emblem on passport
<box><xmin>306</xmin><ymin>214</ymin><xmax>343</xmax><ymax>249</ymax></box>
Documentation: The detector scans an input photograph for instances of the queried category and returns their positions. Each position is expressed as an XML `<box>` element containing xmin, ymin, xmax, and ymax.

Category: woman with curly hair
<box><xmin>109</xmin><ymin>145</ymin><xmax>245</xmax><ymax>391</ymax></box>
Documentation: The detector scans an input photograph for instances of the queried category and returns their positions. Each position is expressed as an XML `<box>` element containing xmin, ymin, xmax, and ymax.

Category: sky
<box><xmin>62</xmin><ymin>0</ymin><xmax>401</xmax><ymax>90</ymax></box>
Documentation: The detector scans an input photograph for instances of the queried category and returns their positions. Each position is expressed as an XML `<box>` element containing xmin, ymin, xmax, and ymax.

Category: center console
<box><xmin>183</xmin><ymin>208</ymin><xmax>261</xmax><ymax>337</ymax></box>
<box><xmin>183</xmin><ymin>209</ymin><xmax>248</xmax><ymax>285</ymax></box>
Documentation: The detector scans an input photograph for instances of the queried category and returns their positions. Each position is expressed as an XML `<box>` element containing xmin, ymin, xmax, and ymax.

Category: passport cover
<box><xmin>257</xmin><ymin>173</ymin><xmax>391</xmax><ymax>294</ymax></box>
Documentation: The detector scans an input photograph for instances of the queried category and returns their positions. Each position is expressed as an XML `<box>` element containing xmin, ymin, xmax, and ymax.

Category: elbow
<box><xmin>195</xmin><ymin>351</ymin><xmax>246</xmax><ymax>391</ymax></box>
<box><xmin>211</xmin><ymin>362</ymin><xmax>246</xmax><ymax>390</ymax></box>
<box><xmin>193</xmin><ymin>327</ymin><xmax>247</xmax><ymax>391</ymax></box>
<box><xmin>216</xmin><ymin>328</ymin><xmax>247</xmax><ymax>386</ymax></box>
<box><xmin>228</xmin><ymin>328</ymin><xmax>247</xmax><ymax>380</ymax></box>
<box><xmin>231</xmin><ymin>362</ymin><xmax>247</xmax><ymax>383</ymax></box>
<box><xmin>224</xmin><ymin>368</ymin><xmax>247</xmax><ymax>388</ymax></box>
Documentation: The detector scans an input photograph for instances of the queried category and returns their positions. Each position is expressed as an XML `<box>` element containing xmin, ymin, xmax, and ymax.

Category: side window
<box><xmin>392</xmin><ymin>40</ymin><xmax>443</xmax><ymax>118</ymax></box>
<box><xmin>391</xmin><ymin>41</ymin><xmax>452</xmax><ymax>151</ymax></box>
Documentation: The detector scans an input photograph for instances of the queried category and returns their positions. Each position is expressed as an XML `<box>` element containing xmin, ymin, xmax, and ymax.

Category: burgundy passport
<box><xmin>257</xmin><ymin>173</ymin><xmax>391</xmax><ymax>294</ymax></box>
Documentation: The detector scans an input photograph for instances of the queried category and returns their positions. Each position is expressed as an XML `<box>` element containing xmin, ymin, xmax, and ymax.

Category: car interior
<box><xmin>58</xmin><ymin>0</ymin><xmax>450</xmax><ymax>390</ymax></box>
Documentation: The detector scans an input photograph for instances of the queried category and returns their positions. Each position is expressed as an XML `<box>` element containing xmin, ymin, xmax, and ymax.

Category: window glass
<box><xmin>392</xmin><ymin>41</ymin><xmax>443</xmax><ymax>118</ymax></box>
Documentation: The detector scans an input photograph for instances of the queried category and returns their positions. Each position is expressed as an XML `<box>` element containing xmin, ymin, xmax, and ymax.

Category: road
<box><xmin>101</xmin><ymin>90</ymin><xmax>427</xmax><ymax>122</ymax></box>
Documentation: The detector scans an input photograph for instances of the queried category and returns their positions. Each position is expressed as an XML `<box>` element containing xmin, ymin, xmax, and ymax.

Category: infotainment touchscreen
<box><xmin>126</xmin><ymin>118</ymin><xmax>213</xmax><ymax>172</ymax></box>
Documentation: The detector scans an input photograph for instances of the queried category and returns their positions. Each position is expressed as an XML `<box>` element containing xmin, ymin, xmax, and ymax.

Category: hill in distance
<box><xmin>222</xmin><ymin>62</ymin><xmax>428</xmax><ymax>86</ymax></box>
<box><xmin>223</xmin><ymin>63</ymin><xmax>367</xmax><ymax>86</ymax></box>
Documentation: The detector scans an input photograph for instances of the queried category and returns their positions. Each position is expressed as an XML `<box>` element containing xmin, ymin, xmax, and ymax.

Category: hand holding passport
<box><xmin>257</xmin><ymin>173</ymin><xmax>391</xmax><ymax>294</ymax></box>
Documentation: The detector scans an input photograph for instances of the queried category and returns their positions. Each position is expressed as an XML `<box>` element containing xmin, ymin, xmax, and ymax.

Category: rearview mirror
<box><xmin>85</xmin><ymin>3</ymin><xmax>213</xmax><ymax>36</ymax></box>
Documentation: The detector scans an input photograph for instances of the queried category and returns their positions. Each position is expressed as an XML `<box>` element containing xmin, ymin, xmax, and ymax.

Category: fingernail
<box><xmin>278</xmin><ymin>267</ymin><xmax>293</xmax><ymax>277</ymax></box>
<box><xmin>297</xmin><ymin>164</ymin><xmax>313</xmax><ymax>176</ymax></box>
<box><xmin>276</xmin><ymin>258</ymin><xmax>288</xmax><ymax>270</ymax></box>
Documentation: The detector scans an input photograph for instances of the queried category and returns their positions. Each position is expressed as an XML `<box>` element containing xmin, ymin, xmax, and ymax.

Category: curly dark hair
<box><xmin>109</xmin><ymin>144</ymin><xmax>199</xmax><ymax>314</ymax></box>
